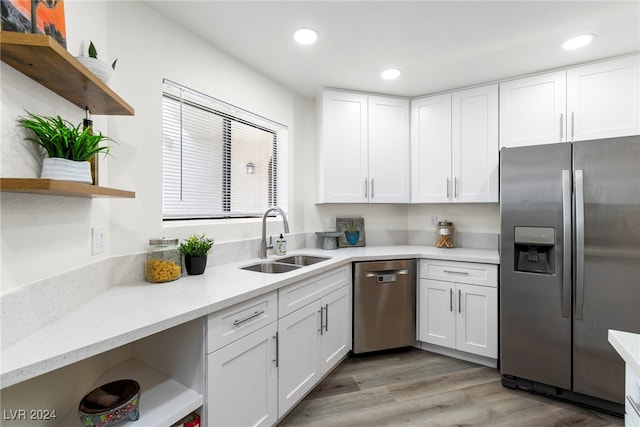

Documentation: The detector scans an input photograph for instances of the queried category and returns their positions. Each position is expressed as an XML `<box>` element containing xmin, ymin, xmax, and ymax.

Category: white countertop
<box><xmin>609</xmin><ymin>329</ymin><xmax>640</xmax><ymax>376</ymax></box>
<box><xmin>0</xmin><ymin>245</ymin><xmax>498</xmax><ymax>388</ymax></box>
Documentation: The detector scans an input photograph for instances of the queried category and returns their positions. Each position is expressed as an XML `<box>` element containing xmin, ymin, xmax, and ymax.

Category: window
<box><xmin>162</xmin><ymin>80</ymin><xmax>288</xmax><ymax>219</ymax></box>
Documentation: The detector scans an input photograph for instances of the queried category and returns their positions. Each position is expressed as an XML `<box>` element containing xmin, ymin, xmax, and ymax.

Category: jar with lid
<box><xmin>435</xmin><ymin>220</ymin><xmax>455</xmax><ymax>248</ymax></box>
<box><xmin>146</xmin><ymin>238</ymin><xmax>182</xmax><ymax>283</ymax></box>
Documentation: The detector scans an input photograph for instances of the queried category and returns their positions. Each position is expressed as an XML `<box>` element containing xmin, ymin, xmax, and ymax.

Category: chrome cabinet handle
<box><xmin>561</xmin><ymin>170</ymin><xmax>571</xmax><ymax>318</ymax></box>
<box><xmin>443</xmin><ymin>270</ymin><xmax>469</xmax><ymax>275</ymax></box>
<box><xmin>560</xmin><ymin>113</ymin><xmax>564</xmax><ymax>141</ymax></box>
<box><xmin>446</xmin><ymin>178</ymin><xmax>451</xmax><ymax>198</ymax></box>
<box><xmin>233</xmin><ymin>310</ymin><xmax>265</xmax><ymax>326</ymax></box>
<box><xmin>318</xmin><ymin>307</ymin><xmax>324</xmax><ymax>335</ymax></box>
<box><xmin>454</xmin><ymin>177</ymin><xmax>459</xmax><ymax>198</ymax></box>
<box><xmin>364</xmin><ymin>178</ymin><xmax>368</xmax><ymax>199</ymax></box>
<box><xmin>571</xmin><ymin>111</ymin><xmax>575</xmax><ymax>141</ymax></box>
<box><xmin>449</xmin><ymin>288</ymin><xmax>453</xmax><ymax>312</ymax></box>
<box><xmin>575</xmin><ymin>170</ymin><xmax>585</xmax><ymax>320</ymax></box>
<box><xmin>370</xmin><ymin>178</ymin><xmax>374</xmax><ymax>199</ymax></box>
<box><xmin>273</xmin><ymin>332</ymin><xmax>279</xmax><ymax>367</ymax></box>
<box><xmin>458</xmin><ymin>289</ymin><xmax>462</xmax><ymax>314</ymax></box>
<box><xmin>324</xmin><ymin>304</ymin><xmax>329</xmax><ymax>332</ymax></box>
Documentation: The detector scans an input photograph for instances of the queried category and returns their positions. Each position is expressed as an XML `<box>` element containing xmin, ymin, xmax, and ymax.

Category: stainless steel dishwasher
<box><xmin>353</xmin><ymin>259</ymin><xmax>416</xmax><ymax>354</ymax></box>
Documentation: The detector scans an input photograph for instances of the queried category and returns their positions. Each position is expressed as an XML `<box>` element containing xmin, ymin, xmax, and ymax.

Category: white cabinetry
<box><xmin>500</xmin><ymin>54</ymin><xmax>640</xmax><ymax>148</ymax></box>
<box><xmin>318</xmin><ymin>89</ymin><xmax>410</xmax><ymax>203</ymax></box>
<box><xmin>411</xmin><ymin>84</ymin><xmax>498</xmax><ymax>203</ymax></box>
<box><xmin>418</xmin><ymin>260</ymin><xmax>498</xmax><ymax>365</ymax></box>
<box><xmin>206</xmin><ymin>292</ymin><xmax>278</xmax><ymax>427</ymax></box>
<box><xmin>278</xmin><ymin>265</ymin><xmax>352</xmax><ymax>417</ymax></box>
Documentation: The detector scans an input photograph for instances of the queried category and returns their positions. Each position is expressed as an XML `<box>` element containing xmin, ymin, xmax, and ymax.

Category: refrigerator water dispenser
<box><xmin>514</xmin><ymin>226</ymin><xmax>555</xmax><ymax>274</ymax></box>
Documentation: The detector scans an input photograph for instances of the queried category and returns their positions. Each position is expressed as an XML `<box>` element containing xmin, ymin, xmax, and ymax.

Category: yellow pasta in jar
<box><xmin>146</xmin><ymin>259</ymin><xmax>181</xmax><ymax>283</ymax></box>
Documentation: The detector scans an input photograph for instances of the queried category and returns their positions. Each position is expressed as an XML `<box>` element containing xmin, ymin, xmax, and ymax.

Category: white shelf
<box><xmin>60</xmin><ymin>359</ymin><xmax>203</xmax><ymax>427</ymax></box>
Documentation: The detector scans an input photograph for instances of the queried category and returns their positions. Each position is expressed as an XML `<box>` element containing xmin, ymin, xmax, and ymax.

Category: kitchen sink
<box><xmin>240</xmin><ymin>254</ymin><xmax>331</xmax><ymax>274</ymax></box>
<box><xmin>240</xmin><ymin>262</ymin><xmax>301</xmax><ymax>274</ymax></box>
<box><xmin>275</xmin><ymin>255</ymin><xmax>331</xmax><ymax>266</ymax></box>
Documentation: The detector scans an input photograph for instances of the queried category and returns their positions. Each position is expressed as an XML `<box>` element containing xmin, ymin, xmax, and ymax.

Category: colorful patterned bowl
<box><xmin>78</xmin><ymin>379</ymin><xmax>140</xmax><ymax>426</ymax></box>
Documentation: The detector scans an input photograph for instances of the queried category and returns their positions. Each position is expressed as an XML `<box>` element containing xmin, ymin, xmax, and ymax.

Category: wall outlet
<box><xmin>328</xmin><ymin>215</ymin><xmax>337</xmax><ymax>230</ymax></box>
<box><xmin>92</xmin><ymin>227</ymin><xmax>106</xmax><ymax>255</ymax></box>
<box><xmin>430</xmin><ymin>216</ymin><xmax>438</xmax><ymax>227</ymax></box>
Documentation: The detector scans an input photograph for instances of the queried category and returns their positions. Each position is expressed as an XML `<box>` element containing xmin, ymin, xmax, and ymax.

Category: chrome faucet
<box><xmin>261</xmin><ymin>206</ymin><xmax>289</xmax><ymax>259</ymax></box>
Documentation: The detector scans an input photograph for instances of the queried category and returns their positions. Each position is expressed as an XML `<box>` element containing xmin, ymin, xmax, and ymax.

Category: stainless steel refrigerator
<box><xmin>499</xmin><ymin>135</ymin><xmax>640</xmax><ymax>415</ymax></box>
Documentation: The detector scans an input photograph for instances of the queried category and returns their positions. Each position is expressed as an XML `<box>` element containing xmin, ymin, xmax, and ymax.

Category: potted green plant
<box><xmin>19</xmin><ymin>112</ymin><xmax>112</xmax><ymax>184</ymax></box>
<box><xmin>179</xmin><ymin>234</ymin><xmax>215</xmax><ymax>275</ymax></box>
<box><xmin>75</xmin><ymin>41</ymin><xmax>118</xmax><ymax>84</ymax></box>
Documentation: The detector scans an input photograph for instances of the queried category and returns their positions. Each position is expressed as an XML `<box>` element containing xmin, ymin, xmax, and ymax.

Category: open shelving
<box><xmin>0</xmin><ymin>178</ymin><xmax>135</xmax><ymax>198</ymax></box>
<box><xmin>0</xmin><ymin>31</ymin><xmax>134</xmax><ymax>115</ymax></box>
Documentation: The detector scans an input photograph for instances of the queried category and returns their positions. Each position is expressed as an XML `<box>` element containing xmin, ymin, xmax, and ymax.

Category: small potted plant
<box><xmin>75</xmin><ymin>41</ymin><xmax>118</xmax><ymax>84</ymax></box>
<box><xmin>344</xmin><ymin>221</ymin><xmax>360</xmax><ymax>246</ymax></box>
<box><xmin>179</xmin><ymin>234</ymin><xmax>215</xmax><ymax>275</ymax></box>
<box><xmin>19</xmin><ymin>111</ymin><xmax>112</xmax><ymax>184</ymax></box>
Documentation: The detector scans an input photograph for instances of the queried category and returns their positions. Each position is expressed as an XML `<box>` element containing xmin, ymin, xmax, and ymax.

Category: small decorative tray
<box><xmin>78</xmin><ymin>379</ymin><xmax>140</xmax><ymax>426</ymax></box>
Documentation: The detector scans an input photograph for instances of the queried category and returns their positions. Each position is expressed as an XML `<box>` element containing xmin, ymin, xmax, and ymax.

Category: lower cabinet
<box><xmin>418</xmin><ymin>259</ymin><xmax>498</xmax><ymax>360</ymax></box>
<box><xmin>206</xmin><ymin>265</ymin><xmax>352</xmax><ymax>426</ymax></box>
<box><xmin>207</xmin><ymin>322</ymin><xmax>278</xmax><ymax>427</ymax></box>
<box><xmin>278</xmin><ymin>284</ymin><xmax>351</xmax><ymax>417</ymax></box>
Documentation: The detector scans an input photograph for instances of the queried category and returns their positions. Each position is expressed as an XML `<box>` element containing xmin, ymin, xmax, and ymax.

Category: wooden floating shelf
<box><xmin>0</xmin><ymin>31</ymin><xmax>134</xmax><ymax>115</ymax></box>
<box><xmin>0</xmin><ymin>178</ymin><xmax>135</xmax><ymax>198</ymax></box>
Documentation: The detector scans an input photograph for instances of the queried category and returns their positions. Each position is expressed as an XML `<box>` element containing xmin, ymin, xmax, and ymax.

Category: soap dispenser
<box><xmin>276</xmin><ymin>233</ymin><xmax>287</xmax><ymax>255</ymax></box>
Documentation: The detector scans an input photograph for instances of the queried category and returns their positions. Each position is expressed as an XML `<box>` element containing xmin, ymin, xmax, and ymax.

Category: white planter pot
<box><xmin>75</xmin><ymin>56</ymin><xmax>113</xmax><ymax>84</ymax></box>
<box><xmin>41</xmin><ymin>158</ymin><xmax>92</xmax><ymax>184</ymax></box>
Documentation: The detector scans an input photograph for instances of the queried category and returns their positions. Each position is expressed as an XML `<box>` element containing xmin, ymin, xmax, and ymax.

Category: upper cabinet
<box><xmin>0</xmin><ymin>31</ymin><xmax>134</xmax><ymax>115</ymax></box>
<box><xmin>317</xmin><ymin>89</ymin><xmax>410</xmax><ymax>203</ymax></box>
<box><xmin>500</xmin><ymin>54</ymin><xmax>639</xmax><ymax>148</ymax></box>
<box><xmin>411</xmin><ymin>84</ymin><xmax>499</xmax><ymax>203</ymax></box>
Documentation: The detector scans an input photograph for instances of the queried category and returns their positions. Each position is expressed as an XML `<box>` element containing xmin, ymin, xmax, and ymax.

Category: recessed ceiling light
<box><xmin>381</xmin><ymin>68</ymin><xmax>402</xmax><ymax>80</ymax></box>
<box><xmin>562</xmin><ymin>34</ymin><xmax>595</xmax><ymax>50</ymax></box>
<box><xmin>293</xmin><ymin>28</ymin><xmax>318</xmax><ymax>45</ymax></box>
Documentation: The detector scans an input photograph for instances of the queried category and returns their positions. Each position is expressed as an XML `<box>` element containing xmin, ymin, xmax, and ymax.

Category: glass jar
<box><xmin>435</xmin><ymin>220</ymin><xmax>455</xmax><ymax>248</ymax></box>
<box><xmin>146</xmin><ymin>238</ymin><xmax>182</xmax><ymax>283</ymax></box>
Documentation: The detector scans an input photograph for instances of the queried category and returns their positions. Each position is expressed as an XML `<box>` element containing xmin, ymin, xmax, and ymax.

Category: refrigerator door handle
<box><xmin>575</xmin><ymin>169</ymin><xmax>585</xmax><ymax>320</ymax></box>
<box><xmin>561</xmin><ymin>170</ymin><xmax>571</xmax><ymax>318</ymax></box>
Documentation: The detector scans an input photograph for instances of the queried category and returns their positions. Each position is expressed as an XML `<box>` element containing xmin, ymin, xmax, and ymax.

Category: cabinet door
<box><xmin>455</xmin><ymin>283</ymin><xmax>497</xmax><ymax>359</ymax></box>
<box><xmin>318</xmin><ymin>90</ymin><xmax>368</xmax><ymax>203</ymax></box>
<box><xmin>452</xmin><ymin>84</ymin><xmax>499</xmax><ymax>202</ymax></box>
<box><xmin>368</xmin><ymin>96</ymin><xmax>410</xmax><ymax>203</ymax></box>
<box><xmin>208</xmin><ymin>322</ymin><xmax>277</xmax><ymax>427</ymax></box>
<box><xmin>418</xmin><ymin>279</ymin><xmax>455</xmax><ymax>348</ymax></box>
<box><xmin>567</xmin><ymin>55</ymin><xmax>640</xmax><ymax>141</ymax></box>
<box><xmin>278</xmin><ymin>301</ymin><xmax>321</xmax><ymax>417</ymax></box>
<box><xmin>410</xmin><ymin>94</ymin><xmax>452</xmax><ymax>203</ymax></box>
<box><xmin>318</xmin><ymin>285</ymin><xmax>352</xmax><ymax>374</ymax></box>
<box><xmin>499</xmin><ymin>71</ymin><xmax>567</xmax><ymax>148</ymax></box>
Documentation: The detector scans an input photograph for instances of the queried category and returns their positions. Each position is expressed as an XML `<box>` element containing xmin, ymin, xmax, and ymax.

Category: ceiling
<box><xmin>146</xmin><ymin>1</ymin><xmax>640</xmax><ymax>99</ymax></box>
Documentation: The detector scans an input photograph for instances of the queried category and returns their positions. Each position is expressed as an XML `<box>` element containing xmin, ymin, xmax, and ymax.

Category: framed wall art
<box><xmin>1</xmin><ymin>0</ymin><xmax>67</xmax><ymax>48</ymax></box>
<box><xmin>336</xmin><ymin>217</ymin><xmax>366</xmax><ymax>247</ymax></box>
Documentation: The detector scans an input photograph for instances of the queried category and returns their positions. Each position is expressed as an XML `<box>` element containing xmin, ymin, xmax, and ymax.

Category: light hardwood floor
<box><xmin>278</xmin><ymin>348</ymin><xmax>624</xmax><ymax>427</ymax></box>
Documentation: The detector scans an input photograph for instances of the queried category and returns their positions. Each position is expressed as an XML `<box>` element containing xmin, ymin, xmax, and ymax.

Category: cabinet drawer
<box><xmin>420</xmin><ymin>259</ymin><xmax>497</xmax><ymax>287</ymax></box>
<box><xmin>279</xmin><ymin>265</ymin><xmax>351</xmax><ymax>318</ymax></box>
<box><xmin>207</xmin><ymin>291</ymin><xmax>277</xmax><ymax>353</ymax></box>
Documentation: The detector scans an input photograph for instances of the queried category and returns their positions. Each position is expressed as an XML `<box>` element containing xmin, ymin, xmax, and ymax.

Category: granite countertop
<box><xmin>609</xmin><ymin>329</ymin><xmax>640</xmax><ymax>376</ymax></box>
<box><xmin>0</xmin><ymin>245</ymin><xmax>498</xmax><ymax>388</ymax></box>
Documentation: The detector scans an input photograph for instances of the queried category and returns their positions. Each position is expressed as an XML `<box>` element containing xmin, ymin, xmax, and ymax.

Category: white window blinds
<box><xmin>162</xmin><ymin>80</ymin><xmax>288</xmax><ymax>219</ymax></box>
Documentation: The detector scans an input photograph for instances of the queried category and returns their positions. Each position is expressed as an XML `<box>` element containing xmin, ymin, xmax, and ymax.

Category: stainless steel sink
<box><xmin>276</xmin><ymin>255</ymin><xmax>330</xmax><ymax>266</ymax></box>
<box><xmin>240</xmin><ymin>254</ymin><xmax>330</xmax><ymax>273</ymax></box>
<box><xmin>240</xmin><ymin>262</ymin><xmax>301</xmax><ymax>274</ymax></box>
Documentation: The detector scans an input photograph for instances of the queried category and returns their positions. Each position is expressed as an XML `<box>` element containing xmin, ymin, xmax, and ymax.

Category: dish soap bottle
<box><xmin>276</xmin><ymin>234</ymin><xmax>287</xmax><ymax>255</ymax></box>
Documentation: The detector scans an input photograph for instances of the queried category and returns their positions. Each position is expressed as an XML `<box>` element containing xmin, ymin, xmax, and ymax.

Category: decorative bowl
<box><xmin>75</xmin><ymin>56</ymin><xmax>113</xmax><ymax>85</ymax></box>
<box><xmin>315</xmin><ymin>231</ymin><xmax>343</xmax><ymax>250</ymax></box>
<box><xmin>78</xmin><ymin>379</ymin><xmax>140</xmax><ymax>426</ymax></box>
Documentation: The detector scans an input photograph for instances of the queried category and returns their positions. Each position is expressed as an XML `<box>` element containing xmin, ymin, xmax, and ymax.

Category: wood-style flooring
<box><xmin>278</xmin><ymin>348</ymin><xmax>623</xmax><ymax>427</ymax></box>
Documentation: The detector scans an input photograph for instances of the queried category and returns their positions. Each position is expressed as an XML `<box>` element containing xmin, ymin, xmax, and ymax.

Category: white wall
<box><xmin>0</xmin><ymin>1</ymin><xmax>313</xmax><ymax>294</ymax></box>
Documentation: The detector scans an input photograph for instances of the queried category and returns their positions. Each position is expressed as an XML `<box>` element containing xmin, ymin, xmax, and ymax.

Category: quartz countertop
<box><xmin>609</xmin><ymin>329</ymin><xmax>640</xmax><ymax>376</ymax></box>
<box><xmin>0</xmin><ymin>245</ymin><xmax>498</xmax><ymax>388</ymax></box>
